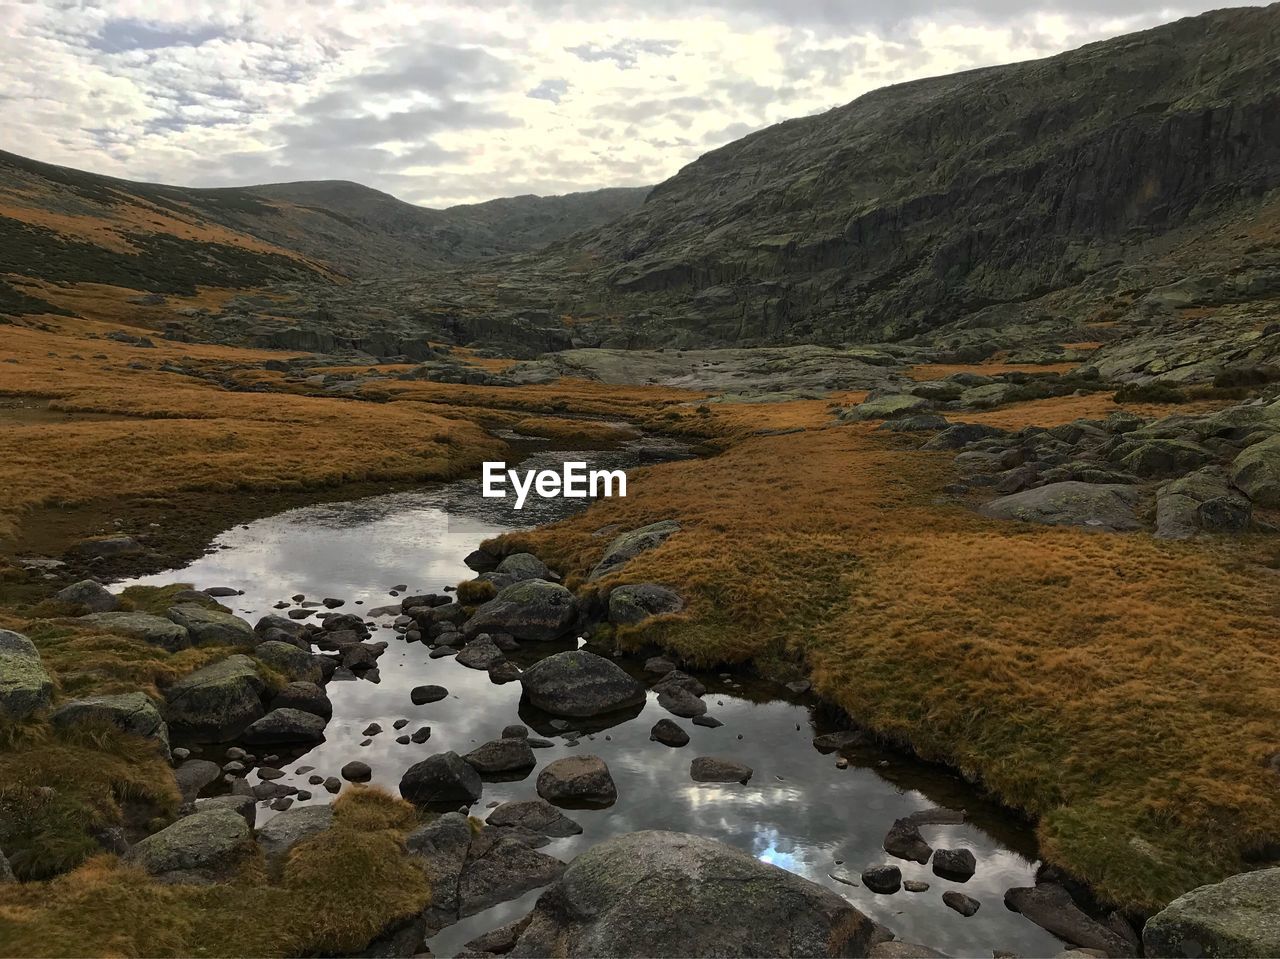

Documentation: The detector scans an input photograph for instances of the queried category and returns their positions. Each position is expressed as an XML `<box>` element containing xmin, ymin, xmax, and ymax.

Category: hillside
<box><xmin>503</xmin><ymin>3</ymin><xmax>1280</xmax><ymax>361</ymax></box>
<box><xmin>0</xmin><ymin>149</ymin><xmax>647</xmax><ymax>316</ymax></box>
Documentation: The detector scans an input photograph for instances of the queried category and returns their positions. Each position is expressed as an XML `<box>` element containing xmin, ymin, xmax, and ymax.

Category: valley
<box><xmin>2</xmin><ymin>5</ymin><xmax>1280</xmax><ymax>958</ymax></box>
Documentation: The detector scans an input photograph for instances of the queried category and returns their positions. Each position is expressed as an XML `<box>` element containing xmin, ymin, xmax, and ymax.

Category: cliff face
<box><xmin>550</xmin><ymin>4</ymin><xmax>1280</xmax><ymax>344</ymax></box>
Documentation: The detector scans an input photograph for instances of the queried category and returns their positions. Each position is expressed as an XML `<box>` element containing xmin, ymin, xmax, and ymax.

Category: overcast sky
<box><xmin>0</xmin><ymin>0</ymin><xmax>1244</xmax><ymax>208</ymax></box>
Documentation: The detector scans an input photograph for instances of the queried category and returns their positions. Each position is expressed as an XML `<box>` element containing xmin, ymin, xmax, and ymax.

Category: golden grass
<box><xmin>905</xmin><ymin>361</ymin><xmax>1081</xmax><ymax>380</ymax></box>
<box><xmin>500</xmin><ymin>423</ymin><xmax>1280</xmax><ymax>909</ymax></box>
<box><xmin>0</xmin><ymin>787</ymin><xmax>429</xmax><ymax>958</ymax></box>
<box><xmin>0</xmin><ymin>322</ymin><xmax>502</xmax><ymax>539</ymax></box>
<box><xmin>510</xmin><ymin>415</ymin><xmax>640</xmax><ymax>444</ymax></box>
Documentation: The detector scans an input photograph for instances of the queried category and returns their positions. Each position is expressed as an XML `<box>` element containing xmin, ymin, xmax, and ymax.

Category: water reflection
<box><xmin>120</xmin><ymin>439</ymin><xmax>1066</xmax><ymax>958</ymax></box>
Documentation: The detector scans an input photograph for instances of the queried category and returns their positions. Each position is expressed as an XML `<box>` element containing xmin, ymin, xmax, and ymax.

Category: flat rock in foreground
<box><xmin>1143</xmin><ymin>867</ymin><xmax>1280</xmax><ymax>958</ymax></box>
<box><xmin>507</xmin><ymin>830</ymin><xmax>891</xmax><ymax>957</ymax></box>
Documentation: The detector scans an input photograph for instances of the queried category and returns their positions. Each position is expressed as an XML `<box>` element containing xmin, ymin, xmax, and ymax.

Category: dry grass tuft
<box><xmin>0</xmin><ymin>787</ymin><xmax>428</xmax><ymax>958</ymax></box>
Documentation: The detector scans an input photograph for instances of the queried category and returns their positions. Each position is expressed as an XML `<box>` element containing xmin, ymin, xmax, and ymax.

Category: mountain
<box><xmin>0</xmin><ymin>148</ymin><xmax>647</xmax><ymax>313</ymax></box>
<box><xmin>505</xmin><ymin>3</ymin><xmax>1280</xmax><ymax>356</ymax></box>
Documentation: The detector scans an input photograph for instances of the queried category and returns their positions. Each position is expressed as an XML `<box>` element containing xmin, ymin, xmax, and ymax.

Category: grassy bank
<box><xmin>499</xmin><ymin>411</ymin><xmax>1280</xmax><ymax>911</ymax></box>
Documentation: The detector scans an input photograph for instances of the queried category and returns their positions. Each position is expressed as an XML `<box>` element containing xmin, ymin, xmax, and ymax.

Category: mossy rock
<box><xmin>78</xmin><ymin>612</ymin><xmax>190</xmax><ymax>653</ymax></box>
<box><xmin>463</xmin><ymin>580</ymin><xmax>578</xmax><ymax>642</ymax></box>
<box><xmin>162</xmin><ymin>654</ymin><xmax>265</xmax><ymax>742</ymax></box>
<box><xmin>1231</xmin><ymin>434</ymin><xmax>1280</xmax><ymax>507</ymax></box>
<box><xmin>589</xmin><ymin>521</ymin><xmax>682</xmax><ymax>581</ymax></box>
<box><xmin>166</xmin><ymin>604</ymin><xmax>255</xmax><ymax>648</ymax></box>
<box><xmin>0</xmin><ymin>629</ymin><xmax>53</xmax><ymax>720</ymax></box>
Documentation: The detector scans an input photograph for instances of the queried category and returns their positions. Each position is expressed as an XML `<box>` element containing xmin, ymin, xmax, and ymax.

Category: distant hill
<box><xmin>0</xmin><ymin>149</ymin><xmax>648</xmax><ymax>312</ymax></box>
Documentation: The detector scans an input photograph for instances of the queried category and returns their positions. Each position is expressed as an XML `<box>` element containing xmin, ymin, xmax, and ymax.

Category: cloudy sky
<box><xmin>0</xmin><ymin>0</ymin><xmax>1241</xmax><ymax>207</ymax></box>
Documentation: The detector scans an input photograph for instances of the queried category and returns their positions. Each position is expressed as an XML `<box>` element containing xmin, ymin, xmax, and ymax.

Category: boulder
<box><xmin>536</xmin><ymin>755</ymin><xmax>617</xmax><ymax>807</ymax></box>
<box><xmin>486</xmin><ymin>799</ymin><xmax>583</xmax><ymax>838</ymax></box>
<box><xmin>943</xmin><ymin>891</ymin><xmax>980</xmax><ymax>917</ymax></box>
<box><xmin>53</xmin><ymin>580</ymin><xmax>117</xmax><ymax>613</ymax></box>
<box><xmin>463</xmin><ymin>738</ymin><xmax>536</xmax><ymax>776</ymax></box>
<box><xmin>690</xmin><ymin>756</ymin><xmax>753</xmax><ymax>784</ymax></box>
<box><xmin>931</xmin><ymin>847</ymin><xmax>976</xmax><ymax>881</ymax></box>
<box><xmin>979</xmin><ymin>482</ymin><xmax>1142</xmax><ymax>531</ymax></box>
<box><xmin>51</xmin><ymin>692</ymin><xmax>169</xmax><ymax>756</ymax></box>
<box><xmin>123</xmin><ymin>809</ymin><xmax>251</xmax><ymax>882</ymax></box>
<box><xmin>270</xmin><ymin>681</ymin><xmax>332</xmax><ymax>718</ymax></box>
<box><xmin>400</xmin><ymin>751</ymin><xmax>483</xmax><ymax>805</ymax></box>
<box><xmin>342</xmin><ymin>760</ymin><xmax>372</xmax><ymax>782</ymax></box>
<box><xmin>79</xmin><ymin>612</ymin><xmax>190</xmax><ymax>652</ymax></box>
<box><xmin>650</xmin><ymin>719</ymin><xmax>690</xmax><ymax>747</ymax></box>
<box><xmin>1005</xmin><ymin>884</ymin><xmax>1135</xmax><ymax>956</ymax></box>
<box><xmin>657</xmin><ymin>686</ymin><xmax>707</xmax><ymax>718</ymax></box>
<box><xmin>589</xmin><ymin>520</ymin><xmax>681</xmax><ymax>580</ymax></box>
<box><xmin>464</xmin><ymin>580</ymin><xmax>578</xmax><ymax>641</ymax></box>
<box><xmin>162</xmin><ymin>655</ymin><xmax>266</xmax><ymax>741</ymax></box>
<box><xmin>1155</xmin><ymin>467</ymin><xmax>1252</xmax><ymax>539</ymax></box>
<box><xmin>607</xmin><ymin>583</ymin><xmax>684</xmax><ymax>625</ymax></box>
<box><xmin>407</xmin><ymin>811</ymin><xmax>473</xmax><ymax>931</ymax></box>
<box><xmin>458</xmin><ymin>835</ymin><xmax>566</xmax><ymax>917</ymax></box>
<box><xmin>1119</xmin><ymin>439</ymin><xmax>1214</xmax><ymax>479</ymax></box>
<box><xmin>166</xmin><ymin>604</ymin><xmax>255</xmax><ymax>648</ymax></box>
<box><xmin>0</xmin><ymin>629</ymin><xmax>53</xmax><ymax>720</ymax></box>
<box><xmin>922</xmin><ymin>423</ymin><xmax>1007</xmax><ymax>450</ymax></box>
<box><xmin>254</xmin><ymin>640</ymin><xmax>323</xmax><ymax>684</ymax></box>
<box><xmin>507</xmin><ymin>831</ymin><xmax>890</xmax><ymax>957</ymax></box>
<box><xmin>491</xmin><ymin>552</ymin><xmax>554</xmax><ymax>584</ymax></box>
<box><xmin>253</xmin><ymin>614</ymin><xmax>309</xmax><ymax>642</ymax></box>
<box><xmin>241</xmin><ymin>707</ymin><xmax>326</xmax><ymax>745</ymax></box>
<box><xmin>193</xmin><ymin>794</ymin><xmax>256</xmax><ymax>829</ymax></box>
<box><xmin>520</xmin><ymin>650</ymin><xmax>645</xmax><ymax>718</ymax></box>
<box><xmin>256</xmin><ymin>805</ymin><xmax>334</xmax><ymax>869</ymax></box>
<box><xmin>173</xmin><ymin>759</ymin><xmax>222</xmax><ymax>802</ymax></box>
<box><xmin>843</xmin><ymin>393</ymin><xmax>931</xmax><ymax>421</ymax></box>
<box><xmin>1143</xmin><ymin>867</ymin><xmax>1280</xmax><ymax>958</ymax></box>
<box><xmin>883</xmin><ymin>819</ymin><xmax>932</xmax><ymax>864</ymax></box>
<box><xmin>456</xmin><ymin>636</ymin><xmax>507</xmax><ymax>670</ymax></box>
<box><xmin>861</xmin><ymin>864</ymin><xmax>902</xmax><ymax>894</ymax></box>
<box><xmin>411</xmin><ymin>684</ymin><xmax>449</xmax><ymax>704</ymax></box>
<box><xmin>1231</xmin><ymin>434</ymin><xmax>1280</xmax><ymax>506</ymax></box>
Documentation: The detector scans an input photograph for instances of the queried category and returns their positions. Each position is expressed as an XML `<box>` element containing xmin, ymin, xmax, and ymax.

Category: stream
<box><xmin>120</xmin><ymin>435</ymin><xmax>1067</xmax><ymax>958</ymax></box>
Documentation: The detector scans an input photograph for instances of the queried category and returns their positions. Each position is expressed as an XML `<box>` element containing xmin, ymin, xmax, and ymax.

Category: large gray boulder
<box><xmin>464</xmin><ymin>580</ymin><xmax>578</xmax><ymax>641</ymax></box>
<box><xmin>51</xmin><ymin>692</ymin><xmax>170</xmax><ymax>757</ymax></box>
<box><xmin>608</xmin><ymin>583</ymin><xmax>684</xmax><ymax>625</ymax></box>
<box><xmin>589</xmin><ymin>520</ymin><xmax>681</xmax><ymax>580</ymax></box>
<box><xmin>979</xmin><ymin>482</ymin><xmax>1142</xmax><ymax>531</ymax></box>
<box><xmin>166</xmin><ymin>604</ymin><xmax>255</xmax><ymax>648</ymax></box>
<box><xmin>400</xmin><ymin>751</ymin><xmax>483</xmax><ymax>805</ymax></box>
<box><xmin>520</xmin><ymin>650</ymin><xmax>645</xmax><ymax>718</ymax></box>
<box><xmin>270</xmin><ymin>681</ymin><xmax>332</xmax><ymax>718</ymax></box>
<box><xmin>241</xmin><ymin>707</ymin><xmax>326</xmax><ymax>745</ymax></box>
<box><xmin>459</xmin><ymin>834</ymin><xmax>565</xmax><ymax>917</ymax></box>
<box><xmin>408</xmin><ymin>811</ymin><xmax>474</xmax><ymax>932</ymax></box>
<box><xmin>162</xmin><ymin>654</ymin><xmax>266</xmax><ymax>741</ymax></box>
<box><xmin>464</xmin><ymin>737</ymin><xmax>536</xmax><ymax>776</ymax></box>
<box><xmin>508</xmin><ymin>831</ymin><xmax>891</xmax><ymax>957</ymax></box>
<box><xmin>1143</xmin><ymin>867</ymin><xmax>1280</xmax><ymax>958</ymax></box>
<box><xmin>53</xmin><ymin>580</ymin><xmax>117</xmax><ymax>613</ymax></box>
<box><xmin>0</xmin><ymin>630</ymin><xmax>53</xmax><ymax>720</ymax></box>
<box><xmin>1155</xmin><ymin>467</ymin><xmax>1252</xmax><ymax>539</ymax></box>
<box><xmin>79</xmin><ymin>611</ymin><xmax>190</xmax><ymax>652</ymax></box>
<box><xmin>124</xmin><ymin>809</ymin><xmax>251</xmax><ymax>882</ymax></box>
<box><xmin>1231</xmin><ymin>434</ymin><xmax>1280</xmax><ymax>507</ymax></box>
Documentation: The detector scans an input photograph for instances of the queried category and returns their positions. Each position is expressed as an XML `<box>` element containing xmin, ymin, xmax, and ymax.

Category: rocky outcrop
<box><xmin>979</xmin><ymin>482</ymin><xmax>1142</xmax><ymax>531</ymax></box>
<box><xmin>1143</xmin><ymin>867</ymin><xmax>1280</xmax><ymax>958</ymax></box>
<box><xmin>519</xmin><ymin>650</ymin><xmax>646</xmax><ymax>718</ymax></box>
<box><xmin>256</xmin><ymin>805</ymin><xmax>334</xmax><ymax>870</ymax></box>
<box><xmin>1005</xmin><ymin>883</ymin><xmax>1135</xmax><ymax>956</ymax></box>
<box><xmin>53</xmin><ymin>580</ymin><xmax>117</xmax><ymax>613</ymax></box>
<box><xmin>1231</xmin><ymin>434</ymin><xmax>1280</xmax><ymax>507</ymax></box>
<box><xmin>506</xmin><ymin>831</ymin><xmax>891</xmax><ymax>957</ymax></box>
<box><xmin>0</xmin><ymin>629</ymin><xmax>53</xmax><ymax>720</ymax></box>
<box><xmin>1155</xmin><ymin>468</ymin><xmax>1252</xmax><ymax>539</ymax></box>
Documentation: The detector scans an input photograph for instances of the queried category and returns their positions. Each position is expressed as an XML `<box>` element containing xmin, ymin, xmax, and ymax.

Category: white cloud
<box><xmin>0</xmin><ymin>0</ymin><xmax>1244</xmax><ymax>207</ymax></box>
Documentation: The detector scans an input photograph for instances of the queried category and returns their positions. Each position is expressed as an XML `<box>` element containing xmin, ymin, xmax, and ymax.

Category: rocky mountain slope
<box><xmin>0</xmin><ymin>148</ymin><xmax>647</xmax><ymax>313</ymax></box>
<box><xmin>528</xmin><ymin>3</ymin><xmax>1280</xmax><ymax>351</ymax></box>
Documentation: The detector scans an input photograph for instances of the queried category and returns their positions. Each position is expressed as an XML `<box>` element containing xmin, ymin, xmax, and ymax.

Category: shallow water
<box><xmin>122</xmin><ymin>438</ymin><xmax>1066</xmax><ymax>958</ymax></box>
